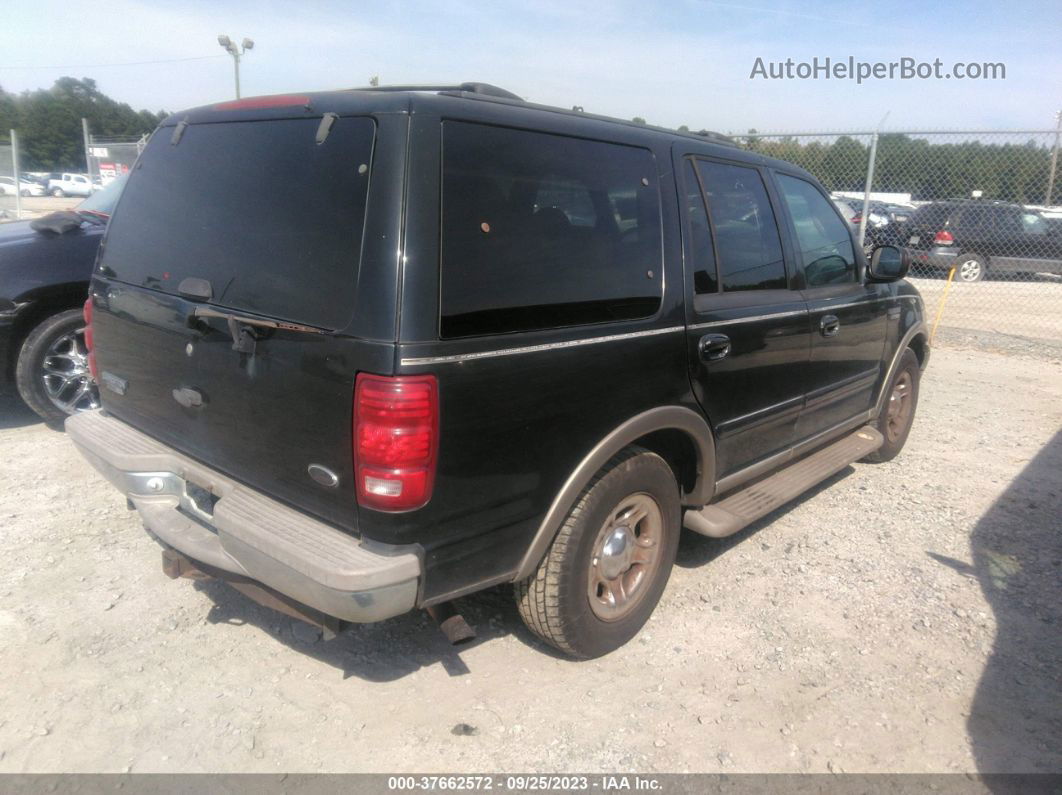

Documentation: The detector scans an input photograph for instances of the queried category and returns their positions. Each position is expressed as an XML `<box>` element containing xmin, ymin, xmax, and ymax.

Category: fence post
<box><xmin>82</xmin><ymin>118</ymin><xmax>92</xmax><ymax>180</ymax></box>
<box><xmin>857</xmin><ymin>133</ymin><xmax>878</xmax><ymax>248</ymax></box>
<box><xmin>1046</xmin><ymin>109</ymin><xmax>1061</xmax><ymax>206</ymax></box>
<box><xmin>10</xmin><ymin>129</ymin><xmax>22</xmax><ymax>220</ymax></box>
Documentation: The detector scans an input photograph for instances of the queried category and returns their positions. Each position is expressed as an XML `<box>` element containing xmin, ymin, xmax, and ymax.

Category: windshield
<box><xmin>98</xmin><ymin>117</ymin><xmax>375</xmax><ymax>330</ymax></box>
<box><xmin>77</xmin><ymin>174</ymin><xmax>129</xmax><ymax>216</ymax></box>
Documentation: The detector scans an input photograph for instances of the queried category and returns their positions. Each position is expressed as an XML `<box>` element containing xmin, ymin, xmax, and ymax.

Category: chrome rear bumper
<box><xmin>66</xmin><ymin>410</ymin><xmax>420</xmax><ymax>622</ymax></box>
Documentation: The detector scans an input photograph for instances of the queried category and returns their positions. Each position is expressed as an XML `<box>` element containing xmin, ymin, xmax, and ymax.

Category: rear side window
<box><xmin>98</xmin><ymin>117</ymin><xmax>375</xmax><ymax>330</ymax></box>
<box><xmin>440</xmin><ymin>122</ymin><xmax>662</xmax><ymax>338</ymax></box>
<box><xmin>695</xmin><ymin>160</ymin><xmax>786</xmax><ymax>292</ymax></box>
<box><xmin>776</xmin><ymin>174</ymin><xmax>856</xmax><ymax>287</ymax></box>
<box><xmin>683</xmin><ymin>159</ymin><xmax>717</xmax><ymax>294</ymax></box>
<box><xmin>913</xmin><ymin>203</ymin><xmax>951</xmax><ymax>228</ymax></box>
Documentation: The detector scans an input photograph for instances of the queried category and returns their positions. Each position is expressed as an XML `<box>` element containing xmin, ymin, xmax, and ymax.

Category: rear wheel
<box><xmin>51</xmin><ymin>187</ymin><xmax>65</xmax><ymax>198</ymax></box>
<box><xmin>515</xmin><ymin>447</ymin><xmax>680</xmax><ymax>658</ymax></box>
<box><xmin>864</xmin><ymin>348</ymin><xmax>920</xmax><ymax>463</ymax></box>
<box><xmin>15</xmin><ymin>309</ymin><xmax>100</xmax><ymax>425</ymax></box>
<box><xmin>955</xmin><ymin>253</ymin><xmax>987</xmax><ymax>282</ymax></box>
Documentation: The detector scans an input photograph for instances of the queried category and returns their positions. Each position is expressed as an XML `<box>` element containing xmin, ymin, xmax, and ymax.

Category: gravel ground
<box><xmin>0</xmin><ymin>343</ymin><xmax>1059</xmax><ymax>774</ymax></box>
<box><xmin>908</xmin><ymin>273</ymin><xmax>1062</xmax><ymax>345</ymax></box>
<box><xmin>0</xmin><ymin>195</ymin><xmax>81</xmax><ymax>220</ymax></box>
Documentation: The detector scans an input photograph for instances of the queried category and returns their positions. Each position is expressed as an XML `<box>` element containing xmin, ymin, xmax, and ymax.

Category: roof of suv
<box><xmin>160</xmin><ymin>82</ymin><xmax>817</xmax><ymax>181</ymax></box>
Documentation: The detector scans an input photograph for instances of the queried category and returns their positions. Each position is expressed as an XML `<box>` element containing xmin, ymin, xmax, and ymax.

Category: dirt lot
<box><xmin>0</xmin><ymin>195</ymin><xmax>80</xmax><ymax>220</ymax></box>
<box><xmin>0</xmin><ymin>342</ymin><xmax>1059</xmax><ymax>774</ymax></box>
<box><xmin>908</xmin><ymin>274</ymin><xmax>1062</xmax><ymax>345</ymax></box>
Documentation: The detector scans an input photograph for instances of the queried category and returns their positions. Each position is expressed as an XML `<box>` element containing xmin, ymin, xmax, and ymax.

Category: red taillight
<box><xmin>934</xmin><ymin>229</ymin><xmax>955</xmax><ymax>245</ymax></box>
<box><xmin>213</xmin><ymin>94</ymin><xmax>311</xmax><ymax>111</ymax></box>
<box><xmin>851</xmin><ymin>213</ymin><xmax>862</xmax><ymax>224</ymax></box>
<box><xmin>83</xmin><ymin>296</ymin><xmax>98</xmax><ymax>382</ymax></box>
<box><xmin>353</xmin><ymin>374</ymin><xmax>439</xmax><ymax>511</ymax></box>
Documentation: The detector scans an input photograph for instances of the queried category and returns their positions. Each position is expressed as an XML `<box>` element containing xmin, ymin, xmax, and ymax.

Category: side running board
<box><xmin>684</xmin><ymin>426</ymin><xmax>883</xmax><ymax>539</ymax></box>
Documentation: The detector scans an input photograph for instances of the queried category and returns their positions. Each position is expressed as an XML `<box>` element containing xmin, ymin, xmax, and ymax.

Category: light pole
<box><xmin>217</xmin><ymin>34</ymin><xmax>254</xmax><ymax>99</ymax></box>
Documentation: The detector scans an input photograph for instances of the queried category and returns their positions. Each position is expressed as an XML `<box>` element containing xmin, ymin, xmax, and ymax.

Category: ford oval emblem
<box><xmin>307</xmin><ymin>464</ymin><xmax>339</xmax><ymax>488</ymax></box>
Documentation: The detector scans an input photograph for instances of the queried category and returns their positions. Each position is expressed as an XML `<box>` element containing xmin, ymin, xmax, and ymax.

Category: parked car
<box><xmin>0</xmin><ymin>176</ymin><xmax>126</xmax><ymax>423</ymax></box>
<box><xmin>901</xmin><ymin>200</ymin><xmax>1062</xmax><ymax>282</ymax></box>
<box><xmin>47</xmin><ymin>173</ymin><xmax>96</xmax><ymax>198</ymax></box>
<box><xmin>0</xmin><ymin>176</ymin><xmax>45</xmax><ymax>197</ymax></box>
<box><xmin>67</xmin><ymin>84</ymin><xmax>928</xmax><ymax>658</ymax></box>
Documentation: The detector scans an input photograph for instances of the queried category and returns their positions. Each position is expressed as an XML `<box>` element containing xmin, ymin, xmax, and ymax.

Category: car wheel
<box><xmin>955</xmin><ymin>253</ymin><xmax>987</xmax><ymax>282</ymax></box>
<box><xmin>864</xmin><ymin>348</ymin><xmax>920</xmax><ymax>463</ymax></box>
<box><xmin>515</xmin><ymin>447</ymin><xmax>681</xmax><ymax>658</ymax></box>
<box><xmin>15</xmin><ymin>308</ymin><xmax>100</xmax><ymax>426</ymax></box>
<box><xmin>20</xmin><ymin>189</ymin><xmax>30</xmax><ymax>197</ymax></box>
<box><xmin>51</xmin><ymin>188</ymin><xmax>65</xmax><ymax>198</ymax></box>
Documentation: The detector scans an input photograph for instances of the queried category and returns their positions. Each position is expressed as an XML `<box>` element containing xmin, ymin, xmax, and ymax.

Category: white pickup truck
<box><xmin>47</xmin><ymin>173</ymin><xmax>96</xmax><ymax>198</ymax></box>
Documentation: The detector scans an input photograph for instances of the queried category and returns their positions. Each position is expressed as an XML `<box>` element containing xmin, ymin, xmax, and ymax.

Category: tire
<box><xmin>51</xmin><ymin>187</ymin><xmax>65</xmax><ymax>198</ymax></box>
<box><xmin>864</xmin><ymin>348</ymin><xmax>920</xmax><ymax>463</ymax></box>
<box><xmin>515</xmin><ymin>447</ymin><xmax>681</xmax><ymax>658</ymax></box>
<box><xmin>954</xmin><ymin>253</ymin><xmax>987</xmax><ymax>282</ymax></box>
<box><xmin>15</xmin><ymin>308</ymin><xmax>100</xmax><ymax>426</ymax></box>
<box><xmin>20</xmin><ymin>189</ymin><xmax>31</xmax><ymax>197</ymax></box>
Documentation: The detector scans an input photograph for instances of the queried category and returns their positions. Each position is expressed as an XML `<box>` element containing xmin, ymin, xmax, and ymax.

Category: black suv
<box><xmin>67</xmin><ymin>84</ymin><xmax>928</xmax><ymax>658</ymax></box>
<box><xmin>903</xmin><ymin>199</ymin><xmax>1062</xmax><ymax>282</ymax></box>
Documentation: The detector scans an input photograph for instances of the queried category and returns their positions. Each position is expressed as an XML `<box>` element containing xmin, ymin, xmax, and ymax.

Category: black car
<box><xmin>902</xmin><ymin>199</ymin><xmax>1062</xmax><ymax>282</ymax></box>
<box><xmin>0</xmin><ymin>176</ymin><xmax>126</xmax><ymax>423</ymax></box>
<box><xmin>66</xmin><ymin>84</ymin><xmax>928</xmax><ymax>658</ymax></box>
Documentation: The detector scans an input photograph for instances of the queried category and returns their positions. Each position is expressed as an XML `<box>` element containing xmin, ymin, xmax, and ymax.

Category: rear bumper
<box><xmin>908</xmin><ymin>248</ymin><xmax>958</xmax><ymax>269</ymax></box>
<box><xmin>66</xmin><ymin>410</ymin><xmax>421</xmax><ymax>623</ymax></box>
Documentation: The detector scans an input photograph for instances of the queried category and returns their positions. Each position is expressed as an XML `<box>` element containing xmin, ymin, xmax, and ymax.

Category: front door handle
<box><xmin>819</xmin><ymin>314</ymin><xmax>841</xmax><ymax>337</ymax></box>
<box><xmin>698</xmin><ymin>333</ymin><xmax>731</xmax><ymax>362</ymax></box>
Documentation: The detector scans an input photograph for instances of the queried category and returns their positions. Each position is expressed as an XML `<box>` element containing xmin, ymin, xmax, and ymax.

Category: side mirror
<box><xmin>868</xmin><ymin>245</ymin><xmax>910</xmax><ymax>281</ymax></box>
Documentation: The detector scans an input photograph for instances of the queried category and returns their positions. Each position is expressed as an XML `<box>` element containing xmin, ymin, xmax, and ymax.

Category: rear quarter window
<box><xmin>439</xmin><ymin>121</ymin><xmax>663</xmax><ymax>338</ymax></box>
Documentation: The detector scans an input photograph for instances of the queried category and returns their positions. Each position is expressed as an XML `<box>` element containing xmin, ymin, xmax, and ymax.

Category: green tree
<box><xmin>2</xmin><ymin>78</ymin><xmax>166</xmax><ymax>170</ymax></box>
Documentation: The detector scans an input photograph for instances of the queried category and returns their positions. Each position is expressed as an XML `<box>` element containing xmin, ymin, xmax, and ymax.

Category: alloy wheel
<box><xmin>40</xmin><ymin>326</ymin><xmax>99</xmax><ymax>415</ymax></box>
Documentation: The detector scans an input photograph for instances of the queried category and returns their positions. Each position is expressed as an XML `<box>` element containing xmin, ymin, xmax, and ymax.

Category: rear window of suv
<box><xmin>98</xmin><ymin>117</ymin><xmax>375</xmax><ymax>330</ymax></box>
<box><xmin>439</xmin><ymin>121</ymin><xmax>662</xmax><ymax>338</ymax></box>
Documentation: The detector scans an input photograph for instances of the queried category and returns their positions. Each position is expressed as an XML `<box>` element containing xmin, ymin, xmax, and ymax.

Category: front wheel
<box><xmin>864</xmin><ymin>348</ymin><xmax>921</xmax><ymax>463</ymax></box>
<box><xmin>515</xmin><ymin>447</ymin><xmax>680</xmax><ymax>658</ymax></box>
<box><xmin>15</xmin><ymin>308</ymin><xmax>100</xmax><ymax>425</ymax></box>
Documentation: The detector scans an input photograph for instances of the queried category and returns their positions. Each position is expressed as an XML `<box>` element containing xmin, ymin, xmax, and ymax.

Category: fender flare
<box><xmin>874</xmin><ymin>321</ymin><xmax>928</xmax><ymax>418</ymax></box>
<box><xmin>513</xmin><ymin>405</ymin><xmax>715</xmax><ymax>581</ymax></box>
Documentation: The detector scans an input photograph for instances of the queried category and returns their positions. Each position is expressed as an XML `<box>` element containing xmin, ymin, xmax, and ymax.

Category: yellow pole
<box><xmin>930</xmin><ymin>266</ymin><xmax>957</xmax><ymax>344</ymax></box>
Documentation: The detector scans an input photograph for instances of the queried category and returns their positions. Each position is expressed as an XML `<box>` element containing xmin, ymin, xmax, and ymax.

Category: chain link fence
<box><xmin>738</xmin><ymin>130</ymin><xmax>1062</xmax><ymax>346</ymax></box>
<box><xmin>0</xmin><ymin>140</ymin><xmax>17</xmax><ymax>220</ymax></box>
<box><xmin>87</xmin><ymin>133</ymin><xmax>148</xmax><ymax>186</ymax></box>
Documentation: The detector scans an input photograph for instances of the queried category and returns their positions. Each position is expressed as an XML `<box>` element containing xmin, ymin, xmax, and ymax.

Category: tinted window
<box><xmin>440</xmin><ymin>122</ymin><xmax>662</xmax><ymax>338</ymax></box>
<box><xmin>1022</xmin><ymin>212</ymin><xmax>1048</xmax><ymax>236</ymax></box>
<box><xmin>99</xmin><ymin>117</ymin><xmax>375</xmax><ymax>330</ymax></box>
<box><xmin>77</xmin><ymin>174</ymin><xmax>128</xmax><ymax>215</ymax></box>
<box><xmin>683</xmin><ymin>159</ymin><xmax>717</xmax><ymax>294</ymax></box>
<box><xmin>913</xmin><ymin>203</ymin><xmax>952</xmax><ymax>227</ymax></box>
<box><xmin>696</xmin><ymin>160</ymin><xmax>786</xmax><ymax>291</ymax></box>
<box><xmin>957</xmin><ymin>206</ymin><xmax>989</xmax><ymax>227</ymax></box>
<box><xmin>776</xmin><ymin>174</ymin><xmax>857</xmax><ymax>287</ymax></box>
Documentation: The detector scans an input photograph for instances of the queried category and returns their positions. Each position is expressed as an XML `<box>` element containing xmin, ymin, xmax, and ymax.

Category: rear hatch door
<box><xmin>92</xmin><ymin>113</ymin><xmax>379</xmax><ymax>531</ymax></box>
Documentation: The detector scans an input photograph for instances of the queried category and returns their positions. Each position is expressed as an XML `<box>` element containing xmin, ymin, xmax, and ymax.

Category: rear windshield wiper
<box><xmin>191</xmin><ymin>305</ymin><xmax>328</xmax><ymax>355</ymax></box>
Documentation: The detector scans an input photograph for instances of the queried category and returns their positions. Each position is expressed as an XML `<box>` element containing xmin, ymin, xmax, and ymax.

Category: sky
<box><xmin>1</xmin><ymin>0</ymin><xmax>1060</xmax><ymax>133</ymax></box>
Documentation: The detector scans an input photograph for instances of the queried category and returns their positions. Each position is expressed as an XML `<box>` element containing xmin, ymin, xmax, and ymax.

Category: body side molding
<box><xmin>513</xmin><ymin>405</ymin><xmax>715</xmax><ymax>581</ymax></box>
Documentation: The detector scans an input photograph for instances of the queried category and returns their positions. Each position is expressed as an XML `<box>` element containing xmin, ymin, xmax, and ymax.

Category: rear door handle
<box><xmin>819</xmin><ymin>314</ymin><xmax>840</xmax><ymax>337</ymax></box>
<box><xmin>698</xmin><ymin>333</ymin><xmax>731</xmax><ymax>362</ymax></box>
